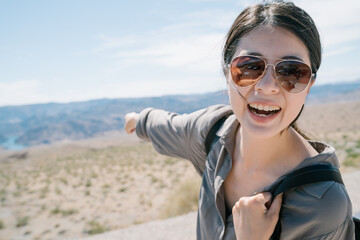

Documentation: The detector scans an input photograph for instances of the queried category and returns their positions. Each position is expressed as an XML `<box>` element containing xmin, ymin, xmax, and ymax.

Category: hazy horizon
<box><xmin>1</xmin><ymin>0</ymin><xmax>360</xmax><ymax>107</ymax></box>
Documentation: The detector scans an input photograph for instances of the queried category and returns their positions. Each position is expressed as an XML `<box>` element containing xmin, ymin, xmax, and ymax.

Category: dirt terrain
<box><xmin>0</xmin><ymin>101</ymin><xmax>359</xmax><ymax>240</ymax></box>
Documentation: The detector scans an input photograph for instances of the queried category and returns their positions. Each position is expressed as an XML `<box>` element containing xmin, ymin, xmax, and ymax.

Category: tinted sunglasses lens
<box><xmin>230</xmin><ymin>56</ymin><xmax>265</xmax><ymax>86</ymax></box>
<box><xmin>276</xmin><ymin>61</ymin><xmax>312</xmax><ymax>93</ymax></box>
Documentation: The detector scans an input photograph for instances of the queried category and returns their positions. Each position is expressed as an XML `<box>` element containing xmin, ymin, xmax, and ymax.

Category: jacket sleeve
<box><xmin>135</xmin><ymin>104</ymin><xmax>233</xmax><ymax>175</ymax></box>
<box><xmin>280</xmin><ymin>182</ymin><xmax>355</xmax><ymax>240</ymax></box>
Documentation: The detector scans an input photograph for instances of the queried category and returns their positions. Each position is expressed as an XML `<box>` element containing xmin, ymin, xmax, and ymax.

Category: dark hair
<box><xmin>222</xmin><ymin>0</ymin><xmax>321</xmax><ymax>139</ymax></box>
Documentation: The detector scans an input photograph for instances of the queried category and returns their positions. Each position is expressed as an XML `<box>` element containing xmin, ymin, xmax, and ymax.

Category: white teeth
<box><xmin>249</xmin><ymin>103</ymin><xmax>280</xmax><ymax>112</ymax></box>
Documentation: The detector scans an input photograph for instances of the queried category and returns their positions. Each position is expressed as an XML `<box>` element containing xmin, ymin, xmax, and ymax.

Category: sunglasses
<box><xmin>229</xmin><ymin>55</ymin><xmax>315</xmax><ymax>93</ymax></box>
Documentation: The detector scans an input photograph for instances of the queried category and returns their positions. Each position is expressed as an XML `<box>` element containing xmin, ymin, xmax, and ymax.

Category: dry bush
<box><xmin>85</xmin><ymin>220</ymin><xmax>108</xmax><ymax>235</ymax></box>
<box><xmin>343</xmin><ymin>148</ymin><xmax>360</xmax><ymax>168</ymax></box>
<box><xmin>16</xmin><ymin>216</ymin><xmax>29</xmax><ymax>228</ymax></box>
<box><xmin>160</xmin><ymin>177</ymin><xmax>201</xmax><ymax>219</ymax></box>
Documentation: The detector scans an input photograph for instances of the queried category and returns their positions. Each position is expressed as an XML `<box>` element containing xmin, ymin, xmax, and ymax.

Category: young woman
<box><xmin>124</xmin><ymin>1</ymin><xmax>355</xmax><ymax>239</ymax></box>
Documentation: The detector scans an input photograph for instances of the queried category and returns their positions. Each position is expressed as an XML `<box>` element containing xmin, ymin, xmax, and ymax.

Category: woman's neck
<box><xmin>237</xmin><ymin>127</ymin><xmax>310</xmax><ymax>175</ymax></box>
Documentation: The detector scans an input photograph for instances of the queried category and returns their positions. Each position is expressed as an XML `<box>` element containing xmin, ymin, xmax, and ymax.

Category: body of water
<box><xmin>1</xmin><ymin>136</ymin><xmax>26</xmax><ymax>150</ymax></box>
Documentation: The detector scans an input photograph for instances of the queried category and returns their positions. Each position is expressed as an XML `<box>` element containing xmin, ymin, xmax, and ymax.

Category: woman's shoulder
<box><xmin>298</xmin><ymin>180</ymin><xmax>350</xmax><ymax>217</ymax></box>
<box><xmin>281</xmin><ymin>180</ymin><xmax>352</xmax><ymax>238</ymax></box>
<box><xmin>187</xmin><ymin>104</ymin><xmax>233</xmax><ymax>134</ymax></box>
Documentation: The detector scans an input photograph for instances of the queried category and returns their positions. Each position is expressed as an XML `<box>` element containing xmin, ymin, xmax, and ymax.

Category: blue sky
<box><xmin>0</xmin><ymin>0</ymin><xmax>359</xmax><ymax>106</ymax></box>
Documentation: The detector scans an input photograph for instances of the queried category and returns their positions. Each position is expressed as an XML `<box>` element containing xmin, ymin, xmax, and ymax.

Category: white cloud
<box><xmin>0</xmin><ymin>80</ymin><xmax>48</xmax><ymax>106</ymax></box>
<box><xmin>323</xmin><ymin>46</ymin><xmax>356</xmax><ymax>57</ymax></box>
<box><xmin>297</xmin><ymin>0</ymin><xmax>360</xmax><ymax>49</ymax></box>
<box><xmin>96</xmin><ymin>74</ymin><xmax>226</xmax><ymax>99</ymax></box>
<box><xmin>96</xmin><ymin>0</ymin><xmax>360</xmax><ymax>76</ymax></box>
<box><xmin>0</xmin><ymin>80</ymin><xmax>101</xmax><ymax>107</ymax></box>
<box><xmin>112</xmin><ymin>33</ymin><xmax>225</xmax><ymax>73</ymax></box>
<box><xmin>95</xmin><ymin>9</ymin><xmax>235</xmax><ymax>78</ymax></box>
<box><xmin>93</xmin><ymin>0</ymin><xmax>360</xmax><ymax>101</ymax></box>
<box><xmin>317</xmin><ymin>60</ymin><xmax>359</xmax><ymax>85</ymax></box>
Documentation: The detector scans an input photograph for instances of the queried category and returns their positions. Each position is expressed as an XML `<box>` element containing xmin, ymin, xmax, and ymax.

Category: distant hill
<box><xmin>307</xmin><ymin>80</ymin><xmax>360</xmax><ymax>104</ymax></box>
<box><xmin>0</xmin><ymin>134</ymin><xmax>6</xmax><ymax>143</ymax></box>
<box><xmin>0</xmin><ymin>80</ymin><xmax>359</xmax><ymax>147</ymax></box>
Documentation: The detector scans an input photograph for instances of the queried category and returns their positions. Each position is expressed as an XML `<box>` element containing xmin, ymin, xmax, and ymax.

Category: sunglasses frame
<box><xmin>228</xmin><ymin>55</ymin><xmax>316</xmax><ymax>94</ymax></box>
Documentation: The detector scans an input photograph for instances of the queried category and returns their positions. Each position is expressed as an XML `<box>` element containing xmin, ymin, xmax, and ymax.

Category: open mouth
<box><xmin>248</xmin><ymin>103</ymin><xmax>281</xmax><ymax>117</ymax></box>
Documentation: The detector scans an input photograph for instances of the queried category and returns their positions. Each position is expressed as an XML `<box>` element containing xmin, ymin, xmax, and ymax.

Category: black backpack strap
<box><xmin>205</xmin><ymin>114</ymin><xmax>231</xmax><ymax>156</ymax></box>
<box><xmin>354</xmin><ymin>217</ymin><xmax>360</xmax><ymax>240</ymax></box>
<box><xmin>270</xmin><ymin>164</ymin><xmax>344</xmax><ymax>240</ymax></box>
<box><xmin>272</xmin><ymin>164</ymin><xmax>343</xmax><ymax>198</ymax></box>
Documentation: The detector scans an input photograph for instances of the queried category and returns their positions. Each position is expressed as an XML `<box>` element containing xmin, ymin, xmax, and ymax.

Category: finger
<box><xmin>267</xmin><ymin>193</ymin><xmax>283</xmax><ymax>217</ymax></box>
<box><xmin>124</xmin><ymin>123</ymin><xmax>134</xmax><ymax>134</ymax></box>
<box><xmin>125</xmin><ymin>127</ymin><xmax>135</xmax><ymax>134</ymax></box>
<box><xmin>254</xmin><ymin>192</ymin><xmax>272</xmax><ymax>205</ymax></box>
<box><xmin>232</xmin><ymin>201</ymin><xmax>241</xmax><ymax>216</ymax></box>
<box><xmin>125</xmin><ymin>112</ymin><xmax>135</xmax><ymax>120</ymax></box>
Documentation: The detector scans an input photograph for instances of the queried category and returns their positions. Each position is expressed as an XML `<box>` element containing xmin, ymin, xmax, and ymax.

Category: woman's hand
<box><xmin>124</xmin><ymin>112</ymin><xmax>139</xmax><ymax>134</ymax></box>
<box><xmin>232</xmin><ymin>192</ymin><xmax>283</xmax><ymax>240</ymax></box>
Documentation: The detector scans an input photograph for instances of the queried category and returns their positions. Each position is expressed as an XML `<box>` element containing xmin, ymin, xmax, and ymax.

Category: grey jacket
<box><xmin>136</xmin><ymin>105</ymin><xmax>355</xmax><ymax>240</ymax></box>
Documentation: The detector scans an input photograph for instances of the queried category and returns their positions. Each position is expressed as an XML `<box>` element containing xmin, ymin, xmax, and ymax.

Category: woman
<box><xmin>124</xmin><ymin>1</ymin><xmax>355</xmax><ymax>239</ymax></box>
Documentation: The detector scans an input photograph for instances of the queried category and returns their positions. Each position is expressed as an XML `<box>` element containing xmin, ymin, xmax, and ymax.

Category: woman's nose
<box><xmin>254</xmin><ymin>65</ymin><xmax>281</xmax><ymax>94</ymax></box>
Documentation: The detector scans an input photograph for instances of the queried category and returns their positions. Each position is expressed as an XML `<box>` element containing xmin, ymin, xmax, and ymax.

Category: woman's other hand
<box><xmin>124</xmin><ymin>112</ymin><xmax>139</xmax><ymax>134</ymax></box>
<box><xmin>232</xmin><ymin>192</ymin><xmax>283</xmax><ymax>240</ymax></box>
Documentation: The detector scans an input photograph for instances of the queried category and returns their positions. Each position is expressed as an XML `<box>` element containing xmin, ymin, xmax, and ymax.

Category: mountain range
<box><xmin>0</xmin><ymin>80</ymin><xmax>359</xmax><ymax>148</ymax></box>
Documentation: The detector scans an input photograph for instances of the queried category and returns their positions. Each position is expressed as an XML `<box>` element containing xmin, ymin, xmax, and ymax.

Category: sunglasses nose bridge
<box><xmin>263</xmin><ymin>63</ymin><xmax>277</xmax><ymax>78</ymax></box>
<box><xmin>255</xmin><ymin>62</ymin><xmax>281</xmax><ymax>94</ymax></box>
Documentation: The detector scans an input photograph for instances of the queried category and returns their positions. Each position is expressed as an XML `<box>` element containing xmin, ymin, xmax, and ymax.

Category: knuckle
<box><xmin>232</xmin><ymin>199</ymin><xmax>243</xmax><ymax>212</ymax></box>
<box><xmin>238</xmin><ymin>197</ymin><xmax>249</xmax><ymax>207</ymax></box>
<box><xmin>232</xmin><ymin>205</ymin><xmax>237</xmax><ymax>214</ymax></box>
<box><xmin>253</xmin><ymin>195</ymin><xmax>264</xmax><ymax>204</ymax></box>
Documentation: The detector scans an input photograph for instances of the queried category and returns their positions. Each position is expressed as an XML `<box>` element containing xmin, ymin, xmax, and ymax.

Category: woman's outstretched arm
<box><xmin>123</xmin><ymin>105</ymin><xmax>232</xmax><ymax>175</ymax></box>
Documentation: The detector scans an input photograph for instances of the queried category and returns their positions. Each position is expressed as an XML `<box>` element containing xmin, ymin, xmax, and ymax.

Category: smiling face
<box><xmin>227</xmin><ymin>26</ymin><xmax>314</xmax><ymax>139</ymax></box>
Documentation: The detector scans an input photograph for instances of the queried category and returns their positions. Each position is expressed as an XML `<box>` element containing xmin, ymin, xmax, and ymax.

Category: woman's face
<box><xmin>227</xmin><ymin>26</ymin><xmax>314</xmax><ymax>139</ymax></box>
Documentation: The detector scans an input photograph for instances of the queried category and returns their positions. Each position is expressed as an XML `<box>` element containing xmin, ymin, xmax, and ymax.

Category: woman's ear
<box><xmin>306</xmin><ymin>74</ymin><xmax>316</xmax><ymax>94</ymax></box>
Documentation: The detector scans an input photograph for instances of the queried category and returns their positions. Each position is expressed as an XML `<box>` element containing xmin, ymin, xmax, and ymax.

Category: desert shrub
<box><xmin>86</xmin><ymin>220</ymin><xmax>107</xmax><ymax>235</ymax></box>
<box><xmin>55</xmin><ymin>187</ymin><xmax>62</xmax><ymax>195</ymax></box>
<box><xmin>356</xmin><ymin>139</ymin><xmax>360</xmax><ymax>148</ymax></box>
<box><xmin>60</xmin><ymin>178</ymin><xmax>68</xmax><ymax>185</ymax></box>
<box><xmin>164</xmin><ymin>157</ymin><xmax>178</xmax><ymax>165</ymax></box>
<box><xmin>161</xmin><ymin>177</ymin><xmax>201</xmax><ymax>219</ymax></box>
<box><xmin>150</xmin><ymin>175</ymin><xmax>158</xmax><ymax>184</ymax></box>
<box><xmin>51</xmin><ymin>206</ymin><xmax>61</xmax><ymax>215</ymax></box>
<box><xmin>0</xmin><ymin>189</ymin><xmax>6</xmax><ymax>199</ymax></box>
<box><xmin>343</xmin><ymin>148</ymin><xmax>360</xmax><ymax>168</ymax></box>
<box><xmin>61</xmin><ymin>209</ymin><xmax>78</xmax><ymax>216</ymax></box>
<box><xmin>85</xmin><ymin>179</ymin><xmax>92</xmax><ymax>187</ymax></box>
<box><xmin>0</xmin><ymin>220</ymin><xmax>4</xmax><ymax>229</ymax></box>
<box><xmin>51</xmin><ymin>207</ymin><xmax>78</xmax><ymax>216</ymax></box>
<box><xmin>16</xmin><ymin>216</ymin><xmax>29</xmax><ymax>228</ymax></box>
<box><xmin>39</xmin><ymin>185</ymin><xmax>49</xmax><ymax>198</ymax></box>
<box><xmin>13</xmin><ymin>191</ymin><xmax>21</xmax><ymax>198</ymax></box>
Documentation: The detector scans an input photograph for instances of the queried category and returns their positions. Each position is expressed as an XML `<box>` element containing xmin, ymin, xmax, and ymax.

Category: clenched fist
<box><xmin>124</xmin><ymin>112</ymin><xmax>140</xmax><ymax>134</ymax></box>
<box><xmin>232</xmin><ymin>192</ymin><xmax>283</xmax><ymax>240</ymax></box>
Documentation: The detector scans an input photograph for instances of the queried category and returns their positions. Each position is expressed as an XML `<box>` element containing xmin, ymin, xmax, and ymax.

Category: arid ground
<box><xmin>0</xmin><ymin>101</ymin><xmax>359</xmax><ymax>240</ymax></box>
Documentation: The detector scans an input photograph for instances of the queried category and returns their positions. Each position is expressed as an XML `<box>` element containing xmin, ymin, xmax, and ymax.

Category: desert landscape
<box><xmin>0</xmin><ymin>100</ymin><xmax>359</xmax><ymax>240</ymax></box>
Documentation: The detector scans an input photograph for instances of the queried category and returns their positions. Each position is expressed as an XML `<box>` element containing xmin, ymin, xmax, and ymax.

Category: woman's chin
<box><xmin>241</xmin><ymin>118</ymin><xmax>287</xmax><ymax>139</ymax></box>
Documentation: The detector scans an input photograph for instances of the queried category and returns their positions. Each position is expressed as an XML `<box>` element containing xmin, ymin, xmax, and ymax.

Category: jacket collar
<box><xmin>214</xmin><ymin>113</ymin><xmax>340</xmax><ymax>193</ymax></box>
